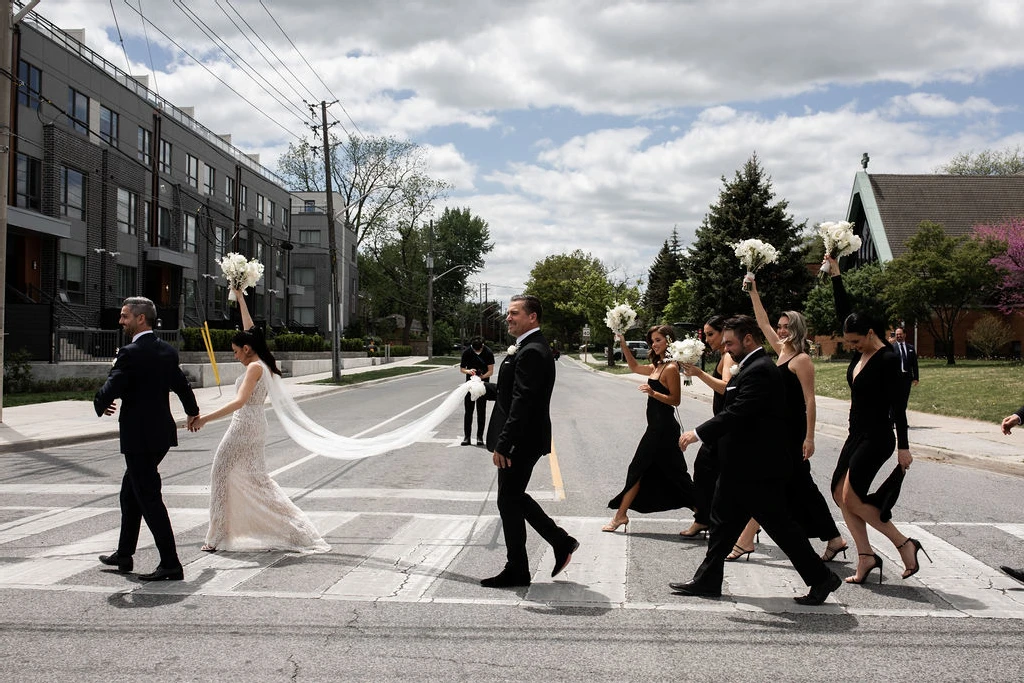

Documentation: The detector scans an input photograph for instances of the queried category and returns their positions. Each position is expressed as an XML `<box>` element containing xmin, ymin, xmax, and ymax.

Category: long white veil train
<box><xmin>260</xmin><ymin>363</ymin><xmax>488</xmax><ymax>459</ymax></box>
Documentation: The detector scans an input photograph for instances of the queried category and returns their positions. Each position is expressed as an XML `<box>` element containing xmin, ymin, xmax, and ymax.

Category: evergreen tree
<box><xmin>643</xmin><ymin>227</ymin><xmax>687</xmax><ymax>324</ymax></box>
<box><xmin>682</xmin><ymin>154</ymin><xmax>812</xmax><ymax>323</ymax></box>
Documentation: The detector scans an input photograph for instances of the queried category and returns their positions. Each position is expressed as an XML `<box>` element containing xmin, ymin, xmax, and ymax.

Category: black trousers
<box><xmin>117</xmin><ymin>450</ymin><xmax>180</xmax><ymax>568</ymax></box>
<box><xmin>692</xmin><ymin>443</ymin><xmax>720</xmax><ymax>525</ymax></box>
<box><xmin>496</xmin><ymin>451</ymin><xmax>569</xmax><ymax>572</ymax></box>
<box><xmin>464</xmin><ymin>392</ymin><xmax>487</xmax><ymax>440</ymax></box>
<box><xmin>692</xmin><ymin>476</ymin><xmax>830</xmax><ymax>589</ymax></box>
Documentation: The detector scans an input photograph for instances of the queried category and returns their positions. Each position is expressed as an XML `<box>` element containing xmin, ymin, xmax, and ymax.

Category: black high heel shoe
<box><xmin>845</xmin><ymin>552</ymin><xmax>883</xmax><ymax>584</ymax></box>
<box><xmin>725</xmin><ymin>543</ymin><xmax>754</xmax><ymax>562</ymax></box>
<box><xmin>679</xmin><ymin>523</ymin><xmax>709</xmax><ymax>539</ymax></box>
<box><xmin>821</xmin><ymin>542</ymin><xmax>848</xmax><ymax>563</ymax></box>
<box><xmin>898</xmin><ymin>538</ymin><xmax>932</xmax><ymax>579</ymax></box>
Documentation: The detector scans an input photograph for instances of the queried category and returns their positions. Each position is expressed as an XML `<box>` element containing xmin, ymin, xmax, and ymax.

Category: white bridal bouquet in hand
<box><xmin>604</xmin><ymin>303</ymin><xmax>638</xmax><ymax>336</ymax></box>
<box><xmin>817</xmin><ymin>221</ymin><xmax>862</xmax><ymax>279</ymax></box>
<box><xmin>218</xmin><ymin>252</ymin><xmax>265</xmax><ymax>301</ymax></box>
<box><xmin>666</xmin><ymin>336</ymin><xmax>705</xmax><ymax>365</ymax></box>
<box><xmin>733</xmin><ymin>239</ymin><xmax>779</xmax><ymax>291</ymax></box>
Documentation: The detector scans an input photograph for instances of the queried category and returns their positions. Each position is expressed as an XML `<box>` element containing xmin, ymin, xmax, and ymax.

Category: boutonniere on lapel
<box><xmin>111</xmin><ymin>348</ymin><xmax>119</xmax><ymax>367</ymax></box>
<box><xmin>507</xmin><ymin>344</ymin><xmax>519</xmax><ymax>356</ymax></box>
<box><xmin>729</xmin><ymin>363</ymin><xmax>741</xmax><ymax>376</ymax></box>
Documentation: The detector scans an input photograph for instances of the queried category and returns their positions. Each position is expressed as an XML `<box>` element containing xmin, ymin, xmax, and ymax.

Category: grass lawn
<box><xmin>814</xmin><ymin>358</ymin><xmax>1024</xmax><ymax>424</ymax></box>
<box><xmin>310</xmin><ymin>366</ymin><xmax>429</xmax><ymax>385</ymax></box>
<box><xmin>416</xmin><ymin>356</ymin><xmax>460</xmax><ymax>365</ymax></box>
<box><xmin>3</xmin><ymin>390</ymin><xmax>98</xmax><ymax>407</ymax></box>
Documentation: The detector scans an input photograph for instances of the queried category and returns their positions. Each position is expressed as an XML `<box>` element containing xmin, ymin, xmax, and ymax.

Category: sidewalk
<box><xmin>569</xmin><ymin>354</ymin><xmax>1024</xmax><ymax>477</ymax></box>
<box><xmin>0</xmin><ymin>356</ymin><xmax>443</xmax><ymax>454</ymax></box>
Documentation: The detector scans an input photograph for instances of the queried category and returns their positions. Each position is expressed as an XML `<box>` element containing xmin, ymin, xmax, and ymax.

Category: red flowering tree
<box><xmin>973</xmin><ymin>218</ymin><xmax>1024</xmax><ymax>313</ymax></box>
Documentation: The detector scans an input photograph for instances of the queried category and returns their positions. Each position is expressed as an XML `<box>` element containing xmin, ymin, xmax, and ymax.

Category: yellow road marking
<box><xmin>549</xmin><ymin>440</ymin><xmax>566</xmax><ymax>500</ymax></box>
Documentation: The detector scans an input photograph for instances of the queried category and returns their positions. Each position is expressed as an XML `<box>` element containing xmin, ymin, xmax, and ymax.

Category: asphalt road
<box><xmin>1</xmin><ymin>360</ymin><xmax>1023</xmax><ymax>682</ymax></box>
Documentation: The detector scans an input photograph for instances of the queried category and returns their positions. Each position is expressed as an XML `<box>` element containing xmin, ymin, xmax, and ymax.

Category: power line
<box><xmin>135</xmin><ymin>0</ymin><xmax>160</xmax><ymax>94</ymax></box>
<box><xmin>119</xmin><ymin>0</ymin><xmax>304</xmax><ymax>143</ymax></box>
<box><xmin>108</xmin><ymin>0</ymin><xmax>133</xmax><ymax>75</ymax></box>
<box><xmin>171</xmin><ymin>0</ymin><xmax>311</xmax><ymax>125</ymax></box>
<box><xmin>258</xmin><ymin>0</ymin><xmax>363</xmax><ymax>138</ymax></box>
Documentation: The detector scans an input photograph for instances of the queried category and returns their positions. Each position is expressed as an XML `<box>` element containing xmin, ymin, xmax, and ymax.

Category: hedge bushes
<box><xmin>274</xmin><ymin>333</ymin><xmax>328</xmax><ymax>352</ymax></box>
<box><xmin>180</xmin><ymin>328</ymin><xmax>366</xmax><ymax>353</ymax></box>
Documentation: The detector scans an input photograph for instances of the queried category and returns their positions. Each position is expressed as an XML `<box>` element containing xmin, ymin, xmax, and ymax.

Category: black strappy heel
<box><xmin>846</xmin><ymin>552</ymin><xmax>883</xmax><ymax>584</ymax></box>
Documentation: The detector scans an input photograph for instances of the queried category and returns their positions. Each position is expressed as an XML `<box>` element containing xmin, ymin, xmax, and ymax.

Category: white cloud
<box><xmin>888</xmin><ymin>93</ymin><xmax>1009</xmax><ymax>118</ymax></box>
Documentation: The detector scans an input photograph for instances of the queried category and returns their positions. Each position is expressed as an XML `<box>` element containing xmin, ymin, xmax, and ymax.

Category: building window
<box><xmin>292</xmin><ymin>267</ymin><xmax>316</xmax><ymax>286</ymax></box>
<box><xmin>256</xmin><ymin>194</ymin><xmax>265</xmax><ymax>222</ymax></box>
<box><xmin>303</xmin><ymin>199</ymin><xmax>317</xmax><ymax>213</ymax></box>
<box><xmin>117</xmin><ymin>188</ymin><xmax>138</xmax><ymax>235</ymax></box>
<box><xmin>60</xmin><ymin>167</ymin><xmax>85</xmax><ymax>220</ymax></box>
<box><xmin>59</xmin><ymin>253</ymin><xmax>85</xmax><ymax>303</ymax></box>
<box><xmin>215</xmin><ymin>226</ymin><xmax>227</xmax><ymax>259</ymax></box>
<box><xmin>225</xmin><ymin>176</ymin><xmax>235</xmax><ymax>205</ymax></box>
<box><xmin>184</xmin><ymin>214</ymin><xmax>197</xmax><ymax>252</ymax></box>
<box><xmin>239</xmin><ymin>185</ymin><xmax>248</xmax><ymax>212</ymax></box>
<box><xmin>293</xmin><ymin>306</ymin><xmax>314</xmax><ymax>325</ymax></box>
<box><xmin>142</xmin><ymin>201</ymin><xmax>151</xmax><ymax>241</ymax></box>
<box><xmin>184</xmin><ymin>279</ymin><xmax>198</xmax><ymax>316</ymax></box>
<box><xmin>255</xmin><ymin>241</ymin><xmax>265</xmax><ymax>264</ymax></box>
<box><xmin>298</xmin><ymin>229</ymin><xmax>320</xmax><ymax>245</ymax></box>
<box><xmin>204</xmin><ymin>165</ymin><xmax>215</xmax><ymax>196</ymax></box>
<box><xmin>159</xmin><ymin>139</ymin><xmax>172</xmax><ymax>174</ymax></box>
<box><xmin>137</xmin><ymin>127</ymin><xmax>151</xmax><ymax>165</ymax></box>
<box><xmin>269</xmin><ymin>199</ymin><xmax>276</xmax><ymax>226</ymax></box>
<box><xmin>351</xmin><ymin>243</ymin><xmax>357</xmax><ymax>261</ymax></box>
<box><xmin>17</xmin><ymin>60</ymin><xmax>41</xmax><ymax>110</ymax></box>
<box><xmin>186</xmin><ymin>154</ymin><xmax>199</xmax><ymax>188</ymax></box>
<box><xmin>214</xmin><ymin>285</ymin><xmax>227</xmax><ymax>315</ymax></box>
<box><xmin>68</xmin><ymin>87</ymin><xmax>88</xmax><ymax>134</ymax></box>
<box><xmin>281</xmin><ymin>206</ymin><xmax>288</xmax><ymax>227</ymax></box>
<box><xmin>159</xmin><ymin>207</ymin><xmax>173</xmax><ymax>247</ymax></box>
<box><xmin>99</xmin><ymin>105</ymin><xmax>119</xmax><ymax>147</ymax></box>
<box><xmin>116</xmin><ymin>264</ymin><xmax>137</xmax><ymax>299</ymax></box>
<box><xmin>15</xmin><ymin>153</ymin><xmax>41</xmax><ymax>210</ymax></box>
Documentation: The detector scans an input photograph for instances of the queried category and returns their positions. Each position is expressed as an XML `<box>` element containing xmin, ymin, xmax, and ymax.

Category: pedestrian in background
<box><xmin>460</xmin><ymin>336</ymin><xmax>494</xmax><ymax>446</ymax></box>
<box><xmin>894</xmin><ymin>327</ymin><xmax>919</xmax><ymax>409</ymax></box>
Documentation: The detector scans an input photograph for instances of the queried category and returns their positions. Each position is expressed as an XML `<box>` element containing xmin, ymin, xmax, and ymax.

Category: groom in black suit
<box><xmin>672</xmin><ymin>315</ymin><xmax>841</xmax><ymax>605</ymax></box>
<box><xmin>94</xmin><ymin>297</ymin><xmax>200</xmax><ymax>581</ymax></box>
<box><xmin>481</xmin><ymin>294</ymin><xmax>578</xmax><ymax>588</ymax></box>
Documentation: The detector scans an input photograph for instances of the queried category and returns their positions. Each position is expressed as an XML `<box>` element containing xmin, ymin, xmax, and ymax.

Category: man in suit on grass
<box><xmin>94</xmin><ymin>297</ymin><xmax>200</xmax><ymax>581</ymax></box>
<box><xmin>672</xmin><ymin>315</ymin><xmax>841</xmax><ymax>605</ymax></box>
<box><xmin>480</xmin><ymin>294</ymin><xmax>578</xmax><ymax>588</ymax></box>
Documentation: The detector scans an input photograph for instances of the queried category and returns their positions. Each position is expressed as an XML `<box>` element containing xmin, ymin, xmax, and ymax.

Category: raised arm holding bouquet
<box><xmin>218</xmin><ymin>252</ymin><xmax>265</xmax><ymax>301</ymax></box>
<box><xmin>816</xmin><ymin>221</ymin><xmax>862</xmax><ymax>280</ymax></box>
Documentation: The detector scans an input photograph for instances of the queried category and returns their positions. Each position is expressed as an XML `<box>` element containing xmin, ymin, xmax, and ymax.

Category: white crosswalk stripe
<box><xmin>1</xmin><ymin>504</ymin><xmax>1023</xmax><ymax>618</ymax></box>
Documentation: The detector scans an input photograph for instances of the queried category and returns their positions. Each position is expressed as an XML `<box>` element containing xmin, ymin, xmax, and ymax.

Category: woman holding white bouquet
<box><xmin>190</xmin><ymin>286</ymin><xmax>330</xmax><ymax>554</ymax></box>
<box><xmin>603</xmin><ymin>325</ymin><xmax>695</xmax><ymax>532</ymax></box>
<box><xmin>743</xmin><ymin>273</ymin><xmax>848</xmax><ymax>562</ymax></box>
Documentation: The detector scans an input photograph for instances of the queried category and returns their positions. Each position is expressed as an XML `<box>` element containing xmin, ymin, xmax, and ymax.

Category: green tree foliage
<box><xmin>803</xmin><ymin>262</ymin><xmax>888</xmax><ymax>337</ymax></box>
<box><xmin>661</xmin><ymin>280</ymin><xmax>694</xmax><ymax>326</ymax></box>
<box><xmin>937</xmin><ymin>145</ymin><xmax>1024</xmax><ymax>175</ymax></box>
<box><xmin>682</xmin><ymin>154</ymin><xmax>812</xmax><ymax>323</ymax></box>
<box><xmin>643</xmin><ymin>227</ymin><xmax>686</xmax><ymax>323</ymax></box>
<box><xmin>881</xmin><ymin>222</ymin><xmax>1004</xmax><ymax>365</ymax></box>
<box><xmin>525</xmin><ymin>250</ymin><xmax>638</xmax><ymax>347</ymax></box>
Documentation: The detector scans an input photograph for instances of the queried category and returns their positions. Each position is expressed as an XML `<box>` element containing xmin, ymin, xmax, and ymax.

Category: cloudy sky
<box><xmin>37</xmin><ymin>0</ymin><xmax>1024</xmax><ymax>301</ymax></box>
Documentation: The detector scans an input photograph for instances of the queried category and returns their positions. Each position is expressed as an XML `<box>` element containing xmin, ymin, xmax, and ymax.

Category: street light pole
<box><xmin>320</xmin><ymin>101</ymin><xmax>342</xmax><ymax>382</ymax></box>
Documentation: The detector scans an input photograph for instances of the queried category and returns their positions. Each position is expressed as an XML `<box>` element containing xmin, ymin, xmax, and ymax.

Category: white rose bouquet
<box><xmin>666</xmin><ymin>336</ymin><xmax>705</xmax><ymax>365</ymax></box>
<box><xmin>604</xmin><ymin>303</ymin><xmax>638</xmax><ymax>336</ymax></box>
<box><xmin>733</xmin><ymin>239</ymin><xmax>779</xmax><ymax>291</ymax></box>
<box><xmin>218</xmin><ymin>252</ymin><xmax>265</xmax><ymax>301</ymax></box>
<box><xmin>817</xmin><ymin>221</ymin><xmax>862</xmax><ymax>279</ymax></box>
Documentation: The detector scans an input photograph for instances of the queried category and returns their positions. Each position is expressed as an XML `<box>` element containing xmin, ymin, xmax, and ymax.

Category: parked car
<box><xmin>613</xmin><ymin>340</ymin><xmax>649</xmax><ymax>361</ymax></box>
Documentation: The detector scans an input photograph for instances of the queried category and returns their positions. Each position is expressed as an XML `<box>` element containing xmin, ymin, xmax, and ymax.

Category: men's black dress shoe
<box><xmin>1001</xmin><ymin>566</ymin><xmax>1024</xmax><ymax>584</ymax></box>
<box><xmin>794</xmin><ymin>570</ymin><xmax>842</xmax><ymax>605</ymax></box>
<box><xmin>480</xmin><ymin>570</ymin><xmax>531</xmax><ymax>588</ymax></box>
<box><xmin>98</xmin><ymin>551</ymin><xmax>133</xmax><ymax>573</ymax></box>
<box><xmin>551</xmin><ymin>537</ymin><xmax>580</xmax><ymax>578</ymax></box>
<box><xmin>137</xmin><ymin>564</ymin><xmax>184</xmax><ymax>581</ymax></box>
<box><xmin>476</xmin><ymin>440</ymin><xmax>486</xmax><ymax>448</ymax></box>
<box><xmin>461</xmin><ymin>438</ymin><xmax>471</xmax><ymax>446</ymax></box>
<box><xmin>668</xmin><ymin>580</ymin><xmax>722</xmax><ymax>598</ymax></box>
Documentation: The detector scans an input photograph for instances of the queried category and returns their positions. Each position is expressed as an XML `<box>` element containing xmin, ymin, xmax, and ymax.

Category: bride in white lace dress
<box><xmin>191</xmin><ymin>288</ymin><xmax>329</xmax><ymax>554</ymax></box>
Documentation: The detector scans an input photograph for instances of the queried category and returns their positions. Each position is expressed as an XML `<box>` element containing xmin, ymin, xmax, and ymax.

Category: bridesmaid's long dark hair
<box><xmin>646</xmin><ymin>324</ymin><xmax>676</xmax><ymax>368</ymax></box>
<box><xmin>233</xmin><ymin>327</ymin><xmax>283</xmax><ymax>376</ymax></box>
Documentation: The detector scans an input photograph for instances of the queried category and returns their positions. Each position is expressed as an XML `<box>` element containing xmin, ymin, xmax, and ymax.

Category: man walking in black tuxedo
<box><xmin>894</xmin><ymin>327</ymin><xmax>919</xmax><ymax>409</ymax></box>
<box><xmin>672</xmin><ymin>315</ymin><xmax>841</xmax><ymax>605</ymax></box>
<box><xmin>999</xmin><ymin>405</ymin><xmax>1024</xmax><ymax>584</ymax></box>
<box><xmin>480</xmin><ymin>294</ymin><xmax>578</xmax><ymax>588</ymax></box>
<box><xmin>94</xmin><ymin>297</ymin><xmax>200</xmax><ymax>581</ymax></box>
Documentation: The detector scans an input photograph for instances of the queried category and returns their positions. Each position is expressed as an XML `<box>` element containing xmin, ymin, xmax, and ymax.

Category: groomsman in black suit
<box><xmin>999</xmin><ymin>405</ymin><xmax>1024</xmax><ymax>584</ymax></box>
<box><xmin>893</xmin><ymin>327</ymin><xmax>919</xmax><ymax>408</ymax></box>
<box><xmin>480</xmin><ymin>294</ymin><xmax>578</xmax><ymax>588</ymax></box>
<box><xmin>671</xmin><ymin>315</ymin><xmax>841</xmax><ymax>605</ymax></box>
<box><xmin>94</xmin><ymin>297</ymin><xmax>200</xmax><ymax>581</ymax></box>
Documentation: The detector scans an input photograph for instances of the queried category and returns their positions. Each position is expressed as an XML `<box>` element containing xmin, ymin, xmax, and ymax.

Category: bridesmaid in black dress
<box><xmin>678</xmin><ymin>316</ymin><xmax>734</xmax><ymax>539</ymax></box>
<box><xmin>746</xmin><ymin>275</ymin><xmax>847</xmax><ymax>561</ymax></box>
<box><xmin>827</xmin><ymin>256</ymin><xmax>930</xmax><ymax>584</ymax></box>
<box><xmin>603</xmin><ymin>325</ymin><xmax>695</xmax><ymax>532</ymax></box>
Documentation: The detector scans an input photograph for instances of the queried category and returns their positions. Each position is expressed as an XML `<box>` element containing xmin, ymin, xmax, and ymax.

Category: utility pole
<box><xmin>426</xmin><ymin>221</ymin><xmax>433</xmax><ymax>360</ymax></box>
<box><xmin>0</xmin><ymin>1</ymin><xmax>13</xmax><ymax>421</ymax></box>
<box><xmin>317</xmin><ymin>100</ymin><xmax>341</xmax><ymax>382</ymax></box>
